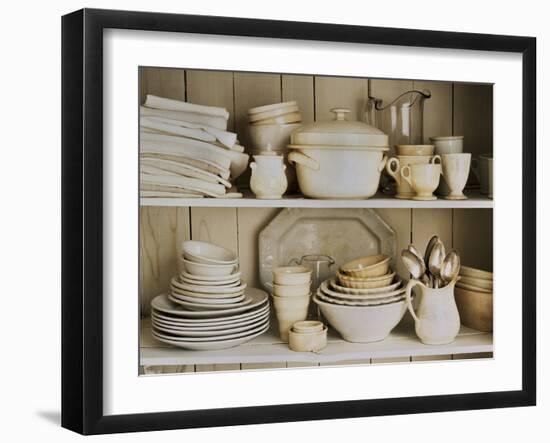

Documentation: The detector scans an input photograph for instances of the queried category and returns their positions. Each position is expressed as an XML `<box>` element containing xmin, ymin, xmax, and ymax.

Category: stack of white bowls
<box><xmin>248</xmin><ymin>101</ymin><xmax>303</xmax><ymax>192</ymax></box>
<box><xmin>455</xmin><ymin>265</ymin><xmax>493</xmax><ymax>332</ymax></box>
<box><xmin>270</xmin><ymin>266</ymin><xmax>312</xmax><ymax>342</ymax></box>
<box><xmin>313</xmin><ymin>254</ymin><xmax>408</xmax><ymax>343</ymax></box>
<box><xmin>150</xmin><ymin>240</ymin><xmax>269</xmax><ymax>350</ymax></box>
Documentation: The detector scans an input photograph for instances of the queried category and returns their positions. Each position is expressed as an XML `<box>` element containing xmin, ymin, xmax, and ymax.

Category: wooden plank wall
<box><xmin>139</xmin><ymin>68</ymin><xmax>493</xmax><ymax>372</ymax></box>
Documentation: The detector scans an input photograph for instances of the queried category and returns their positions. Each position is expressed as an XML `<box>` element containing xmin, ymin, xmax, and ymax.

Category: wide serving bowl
<box><xmin>314</xmin><ymin>295</ymin><xmax>407</xmax><ymax>342</ymax></box>
<box><xmin>340</xmin><ymin>254</ymin><xmax>390</xmax><ymax>278</ymax></box>
<box><xmin>182</xmin><ymin>240</ymin><xmax>238</xmax><ymax>265</ymax></box>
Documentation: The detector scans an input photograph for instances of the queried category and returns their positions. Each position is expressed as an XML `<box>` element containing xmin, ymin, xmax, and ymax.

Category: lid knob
<box><xmin>330</xmin><ymin>108</ymin><xmax>351</xmax><ymax>121</ymax></box>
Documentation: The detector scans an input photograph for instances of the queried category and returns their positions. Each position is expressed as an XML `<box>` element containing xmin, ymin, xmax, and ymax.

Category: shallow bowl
<box><xmin>181</xmin><ymin>257</ymin><xmax>237</xmax><ymax>277</ymax></box>
<box><xmin>182</xmin><ymin>240</ymin><xmax>238</xmax><ymax>265</ymax></box>
<box><xmin>337</xmin><ymin>271</ymin><xmax>396</xmax><ymax>289</ymax></box>
<box><xmin>340</xmin><ymin>254</ymin><xmax>390</xmax><ymax>278</ymax></box>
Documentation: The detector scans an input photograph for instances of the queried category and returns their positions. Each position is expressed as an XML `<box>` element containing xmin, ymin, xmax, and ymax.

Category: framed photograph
<box><xmin>62</xmin><ymin>8</ymin><xmax>536</xmax><ymax>435</ymax></box>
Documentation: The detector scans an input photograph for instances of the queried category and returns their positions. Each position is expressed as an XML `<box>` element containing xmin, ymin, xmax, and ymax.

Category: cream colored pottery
<box><xmin>405</xmin><ymin>278</ymin><xmax>461</xmax><ymax>345</ymax></box>
<box><xmin>430</xmin><ymin>135</ymin><xmax>464</xmax><ymax>155</ymax></box>
<box><xmin>179</xmin><ymin>268</ymin><xmax>241</xmax><ymax>282</ymax></box>
<box><xmin>288</xmin><ymin>326</ymin><xmax>328</xmax><ymax>352</ymax></box>
<box><xmin>455</xmin><ymin>287</ymin><xmax>493</xmax><ymax>332</ymax></box>
<box><xmin>272</xmin><ymin>294</ymin><xmax>310</xmax><ymax>342</ymax></box>
<box><xmin>181</xmin><ymin>257</ymin><xmax>237</xmax><ymax>277</ymax></box>
<box><xmin>456</xmin><ymin>282</ymin><xmax>492</xmax><ymax>294</ymax></box>
<box><xmin>248</xmin><ymin>123</ymin><xmax>302</xmax><ymax>151</ymax></box>
<box><xmin>171</xmin><ymin>277</ymin><xmax>247</xmax><ymax>294</ymax></box>
<box><xmin>340</xmin><ymin>254</ymin><xmax>390</xmax><ymax>278</ymax></box>
<box><xmin>386</xmin><ymin>155</ymin><xmax>440</xmax><ymax>199</ymax></box>
<box><xmin>401</xmin><ymin>163</ymin><xmax>442</xmax><ymax>201</ymax></box>
<box><xmin>250</xmin><ymin>155</ymin><xmax>288</xmax><ymax>199</ymax></box>
<box><xmin>249</xmin><ymin>148</ymin><xmax>298</xmax><ymax>193</ymax></box>
<box><xmin>441</xmin><ymin>153</ymin><xmax>471</xmax><ymax>200</ymax></box>
<box><xmin>313</xmin><ymin>295</ymin><xmax>407</xmax><ymax>343</ymax></box>
<box><xmin>460</xmin><ymin>265</ymin><xmax>493</xmax><ymax>280</ymax></box>
<box><xmin>251</xmin><ymin>112</ymin><xmax>302</xmax><ymax>125</ymax></box>
<box><xmin>459</xmin><ymin>275</ymin><xmax>493</xmax><ymax>290</ymax></box>
<box><xmin>272</xmin><ymin>266</ymin><xmax>312</xmax><ymax>285</ymax></box>
<box><xmin>181</xmin><ymin>240</ymin><xmax>238</xmax><ymax>265</ymax></box>
<box><xmin>395</xmin><ymin>144</ymin><xmax>435</xmax><ymax>156</ymax></box>
<box><xmin>316</xmin><ymin>290</ymin><xmax>405</xmax><ymax>307</ymax></box>
<box><xmin>327</xmin><ymin>277</ymin><xmax>402</xmax><ymax>296</ymax></box>
<box><xmin>273</xmin><ymin>282</ymin><xmax>311</xmax><ymax>297</ymax></box>
<box><xmin>292</xmin><ymin>320</ymin><xmax>324</xmax><ymax>333</ymax></box>
<box><xmin>248</xmin><ymin>105</ymin><xmax>300</xmax><ymax>123</ymax></box>
<box><xmin>248</xmin><ymin>101</ymin><xmax>298</xmax><ymax>115</ymax></box>
<box><xmin>337</xmin><ymin>271</ymin><xmax>396</xmax><ymax>289</ymax></box>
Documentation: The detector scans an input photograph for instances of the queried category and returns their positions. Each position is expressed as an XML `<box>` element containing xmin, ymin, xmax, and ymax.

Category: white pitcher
<box><xmin>405</xmin><ymin>277</ymin><xmax>460</xmax><ymax>345</ymax></box>
<box><xmin>249</xmin><ymin>155</ymin><xmax>288</xmax><ymax>199</ymax></box>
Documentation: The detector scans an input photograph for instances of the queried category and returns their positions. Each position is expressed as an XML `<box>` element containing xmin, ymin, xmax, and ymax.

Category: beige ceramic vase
<box><xmin>441</xmin><ymin>153</ymin><xmax>471</xmax><ymax>200</ymax></box>
<box><xmin>405</xmin><ymin>278</ymin><xmax>461</xmax><ymax>345</ymax></box>
<box><xmin>250</xmin><ymin>155</ymin><xmax>288</xmax><ymax>199</ymax></box>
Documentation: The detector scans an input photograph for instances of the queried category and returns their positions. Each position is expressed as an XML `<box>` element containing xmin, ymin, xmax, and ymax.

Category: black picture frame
<box><xmin>61</xmin><ymin>8</ymin><xmax>536</xmax><ymax>435</ymax></box>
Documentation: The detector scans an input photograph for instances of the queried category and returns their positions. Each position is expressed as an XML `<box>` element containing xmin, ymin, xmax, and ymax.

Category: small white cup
<box><xmin>430</xmin><ymin>136</ymin><xmax>464</xmax><ymax>155</ymax></box>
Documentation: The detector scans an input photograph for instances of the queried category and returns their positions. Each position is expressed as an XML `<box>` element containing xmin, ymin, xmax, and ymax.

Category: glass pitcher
<box><xmin>365</xmin><ymin>89</ymin><xmax>431</xmax><ymax>156</ymax></box>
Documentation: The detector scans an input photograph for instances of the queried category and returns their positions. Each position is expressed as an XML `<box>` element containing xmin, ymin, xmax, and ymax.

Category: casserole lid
<box><xmin>290</xmin><ymin>108</ymin><xmax>388</xmax><ymax>147</ymax></box>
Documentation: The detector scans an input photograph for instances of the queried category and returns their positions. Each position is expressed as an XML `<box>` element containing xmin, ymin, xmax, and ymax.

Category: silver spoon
<box><xmin>401</xmin><ymin>249</ymin><xmax>430</xmax><ymax>285</ymax></box>
<box><xmin>428</xmin><ymin>239</ymin><xmax>446</xmax><ymax>289</ymax></box>
<box><xmin>440</xmin><ymin>250</ymin><xmax>460</xmax><ymax>287</ymax></box>
<box><xmin>424</xmin><ymin>235</ymin><xmax>439</xmax><ymax>269</ymax></box>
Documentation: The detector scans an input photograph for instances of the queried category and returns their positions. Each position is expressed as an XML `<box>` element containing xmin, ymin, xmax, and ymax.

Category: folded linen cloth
<box><xmin>140</xmin><ymin>117</ymin><xmax>217</xmax><ymax>144</ymax></box>
<box><xmin>141</xmin><ymin>182</ymin><xmax>203</xmax><ymax>195</ymax></box>
<box><xmin>141</xmin><ymin>174</ymin><xmax>226</xmax><ymax>198</ymax></box>
<box><xmin>140</xmin><ymin>152</ymin><xmax>230</xmax><ymax>180</ymax></box>
<box><xmin>145</xmin><ymin>95</ymin><xmax>230</xmax><ymax>120</ymax></box>
<box><xmin>140</xmin><ymin>106</ymin><xmax>227</xmax><ymax>130</ymax></box>
<box><xmin>141</xmin><ymin>116</ymin><xmax>237</xmax><ymax>149</ymax></box>
<box><xmin>140</xmin><ymin>159</ymin><xmax>232</xmax><ymax>188</ymax></box>
<box><xmin>140</xmin><ymin>190</ymin><xmax>204</xmax><ymax>198</ymax></box>
<box><xmin>140</xmin><ymin>133</ymin><xmax>232</xmax><ymax>171</ymax></box>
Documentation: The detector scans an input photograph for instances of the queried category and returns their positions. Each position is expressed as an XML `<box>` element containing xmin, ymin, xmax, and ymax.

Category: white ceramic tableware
<box><xmin>248</xmin><ymin>122</ymin><xmax>302</xmax><ymax>152</ymax></box>
<box><xmin>169</xmin><ymin>294</ymin><xmax>252</xmax><ymax>310</ymax></box>
<box><xmin>171</xmin><ymin>277</ymin><xmax>247</xmax><ymax>294</ymax></box>
<box><xmin>152</xmin><ymin>315</ymin><xmax>269</xmax><ymax>337</ymax></box>
<box><xmin>250</xmin><ymin>155</ymin><xmax>288</xmax><ymax>199</ymax></box>
<box><xmin>395</xmin><ymin>144</ymin><xmax>435</xmax><ymax>156</ymax></box>
<box><xmin>271</xmin><ymin>293</ymin><xmax>310</xmax><ymax>341</ymax></box>
<box><xmin>401</xmin><ymin>163</ymin><xmax>442</xmax><ymax>200</ymax></box>
<box><xmin>291</xmin><ymin>320</ymin><xmax>324</xmax><ymax>333</ymax></box>
<box><xmin>252</xmin><ymin>112</ymin><xmax>302</xmax><ymax>125</ymax></box>
<box><xmin>314</xmin><ymin>295</ymin><xmax>407</xmax><ymax>343</ymax></box>
<box><xmin>179</xmin><ymin>269</ymin><xmax>241</xmax><ymax>282</ymax></box>
<box><xmin>440</xmin><ymin>153</ymin><xmax>471</xmax><ymax>200</ymax></box>
<box><xmin>340</xmin><ymin>254</ymin><xmax>390</xmax><ymax>278</ymax></box>
<box><xmin>430</xmin><ymin>136</ymin><xmax>464</xmax><ymax>155</ymax></box>
<box><xmin>316</xmin><ymin>290</ymin><xmax>405</xmax><ymax>307</ymax></box>
<box><xmin>181</xmin><ymin>257</ymin><xmax>237</xmax><ymax>277</ymax></box>
<box><xmin>272</xmin><ymin>282</ymin><xmax>311</xmax><ymax>297</ymax></box>
<box><xmin>458</xmin><ymin>275</ymin><xmax>493</xmax><ymax>290</ymax></box>
<box><xmin>288</xmin><ymin>325</ymin><xmax>327</xmax><ymax>352</ymax></box>
<box><xmin>272</xmin><ymin>266</ymin><xmax>312</xmax><ymax>285</ymax></box>
<box><xmin>248</xmin><ymin>101</ymin><xmax>298</xmax><ymax>115</ymax></box>
<box><xmin>152</xmin><ymin>309</ymin><xmax>269</xmax><ymax>330</ymax></box>
<box><xmin>460</xmin><ymin>265</ymin><xmax>493</xmax><ymax>280</ymax></box>
<box><xmin>454</xmin><ymin>286</ymin><xmax>493</xmax><ymax>332</ymax></box>
<box><xmin>337</xmin><ymin>271</ymin><xmax>396</xmax><ymax>289</ymax></box>
<box><xmin>153</xmin><ymin>319</ymin><xmax>268</xmax><ymax>342</ymax></box>
<box><xmin>248</xmin><ymin>105</ymin><xmax>300</xmax><ymax>123</ymax></box>
<box><xmin>179</xmin><ymin>274</ymin><xmax>241</xmax><ymax>287</ymax></box>
<box><xmin>167</xmin><ymin>292</ymin><xmax>245</xmax><ymax>305</ymax></box>
<box><xmin>386</xmin><ymin>155</ymin><xmax>440</xmax><ymax>199</ymax></box>
<box><xmin>327</xmin><ymin>277</ymin><xmax>402</xmax><ymax>296</ymax></box>
<box><xmin>181</xmin><ymin>240</ymin><xmax>238</xmax><ymax>265</ymax></box>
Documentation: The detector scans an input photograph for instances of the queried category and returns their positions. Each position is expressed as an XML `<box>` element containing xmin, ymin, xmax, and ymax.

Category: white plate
<box><xmin>170</xmin><ymin>286</ymin><xmax>245</xmax><ymax>299</ymax></box>
<box><xmin>179</xmin><ymin>274</ymin><xmax>241</xmax><ymax>287</ymax></box>
<box><xmin>180</xmin><ymin>269</ymin><xmax>242</xmax><ymax>282</ymax></box>
<box><xmin>152</xmin><ymin>289</ymin><xmax>268</xmax><ymax>318</ymax></box>
<box><xmin>328</xmin><ymin>277</ymin><xmax>402</xmax><ymax>295</ymax></box>
<box><xmin>171</xmin><ymin>277</ymin><xmax>247</xmax><ymax>294</ymax></box>
<box><xmin>258</xmin><ymin>208</ymin><xmax>395</xmax><ymax>291</ymax></box>
<box><xmin>169</xmin><ymin>293</ymin><xmax>253</xmax><ymax>310</ymax></box>
<box><xmin>151</xmin><ymin>302</ymin><xmax>269</xmax><ymax>325</ymax></box>
<box><xmin>152</xmin><ymin>317</ymin><xmax>270</xmax><ymax>339</ymax></box>
<box><xmin>167</xmin><ymin>292</ymin><xmax>245</xmax><ymax>304</ymax></box>
<box><xmin>316</xmin><ymin>290</ymin><xmax>405</xmax><ymax>306</ymax></box>
<box><xmin>151</xmin><ymin>324</ymin><xmax>270</xmax><ymax>350</ymax></box>
<box><xmin>151</xmin><ymin>310</ymin><xmax>270</xmax><ymax>332</ymax></box>
<box><xmin>322</xmin><ymin>279</ymin><xmax>404</xmax><ymax>300</ymax></box>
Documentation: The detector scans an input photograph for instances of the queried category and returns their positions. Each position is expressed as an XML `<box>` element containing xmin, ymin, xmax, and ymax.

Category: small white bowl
<box><xmin>182</xmin><ymin>240</ymin><xmax>238</xmax><ymax>265</ymax></box>
<box><xmin>273</xmin><ymin>282</ymin><xmax>311</xmax><ymax>297</ymax></box>
<box><xmin>181</xmin><ymin>257</ymin><xmax>237</xmax><ymax>277</ymax></box>
<box><xmin>337</xmin><ymin>271</ymin><xmax>396</xmax><ymax>289</ymax></box>
<box><xmin>340</xmin><ymin>254</ymin><xmax>390</xmax><ymax>278</ymax></box>
<box><xmin>288</xmin><ymin>326</ymin><xmax>327</xmax><ymax>352</ymax></box>
<box><xmin>292</xmin><ymin>320</ymin><xmax>324</xmax><ymax>334</ymax></box>
<box><xmin>272</xmin><ymin>266</ymin><xmax>312</xmax><ymax>285</ymax></box>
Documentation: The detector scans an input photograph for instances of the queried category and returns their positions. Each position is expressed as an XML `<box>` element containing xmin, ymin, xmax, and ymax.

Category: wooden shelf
<box><xmin>140</xmin><ymin>191</ymin><xmax>493</xmax><ymax>209</ymax></box>
<box><xmin>140</xmin><ymin>317</ymin><xmax>493</xmax><ymax>366</ymax></box>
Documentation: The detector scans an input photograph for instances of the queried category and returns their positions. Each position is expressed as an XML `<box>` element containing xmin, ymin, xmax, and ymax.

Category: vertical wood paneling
<box><xmin>186</xmin><ymin>70</ymin><xmax>235</xmax><ymax>130</ymax></box>
<box><xmin>190</xmin><ymin>207</ymin><xmax>238</xmax><ymax>253</ymax></box>
<box><xmin>139</xmin><ymin>67</ymin><xmax>186</xmax><ymax>104</ymax></box>
<box><xmin>452</xmin><ymin>209</ymin><xmax>493</xmax><ymax>271</ymax></box>
<box><xmin>375</xmin><ymin>208</ymin><xmax>411</xmax><ymax>279</ymax></box>
<box><xmin>453</xmin><ymin>83</ymin><xmax>493</xmax><ymax>157</ymax></box>
<box><xmin>237</xmin><ymin>208</ymin><xmax>280</xmax><ymax>288</ymax></box>
<box><xmin>282</xmin><ymin>75</ymin><xmax>315</xmax><ymax>123</ymax></box>
<box><xmin>413</xmin><ymin>80</ymin><xmax>453</xmax><ymax>142</ymax></box>
<box><xmin>140</xmin><ymin>207</ymin><xmax>190</xmax><ymax>316</ymax></box>
<box><xmin>412</xmin><ymin>209</ymin><xmax>453</xmax><ymax>257</ymax></box>
<box><xmin>314</xmin><ymin>76</ymin><xmax>369</xmax><ymax>121</ymax></box>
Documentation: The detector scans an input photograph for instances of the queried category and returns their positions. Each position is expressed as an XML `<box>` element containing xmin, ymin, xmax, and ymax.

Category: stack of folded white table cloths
<box><xmin>140</xmin><ymin>94</ymin><xmax>249</xmax><ymax>198</ymax></box>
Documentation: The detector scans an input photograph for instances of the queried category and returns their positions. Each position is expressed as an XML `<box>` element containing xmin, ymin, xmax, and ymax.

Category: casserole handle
<box><xmin>288</xmin><ymin>151</ymin><xmax>320</xmax><ymax>171</ymax></box>
<box><xmin>378</xmin><ymin>155</ymin><xmax>388</xmax><ymax>173</ymax></box>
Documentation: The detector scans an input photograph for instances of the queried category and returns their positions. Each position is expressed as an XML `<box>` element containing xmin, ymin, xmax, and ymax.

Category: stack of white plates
<box><xmin>150</xmin><ymin>289</ymin><xmax>269</xmax><ymax>350</ymax></box>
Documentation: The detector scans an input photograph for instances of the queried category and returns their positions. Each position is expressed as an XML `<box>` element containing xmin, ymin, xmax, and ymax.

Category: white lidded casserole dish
<box><xmin>287</xmin><ymin>108</ymin><xmax>389</xmax><ymax>199</ymax></box>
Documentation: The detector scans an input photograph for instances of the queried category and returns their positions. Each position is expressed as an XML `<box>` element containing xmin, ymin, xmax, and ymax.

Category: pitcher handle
<box><xmin>405</xmin><ymin>279</ymin><xmax>422</xmax><ymax>323</ymax></box>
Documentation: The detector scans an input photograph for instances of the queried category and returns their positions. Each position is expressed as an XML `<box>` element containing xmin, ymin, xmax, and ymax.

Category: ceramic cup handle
<box><xmin>250</xmin><ymin>162</ymin><xmax>257</xmax><ymax>171</ymax></box>
<box><xmin>430</xmin><ymin>155</ymin><xmax>442</xmax><ymax>165</ymax></box>
<box><xmin>400</xmin><ymin>165</ymin><xmax>413</xmax><ymax>188</ymax></box>
<box><xmin>386</xmin><ymin>157</ymin><xmax>401</xmax><ymax>183</ymax></box>
<box><xmin>405</xmin><ymin>279</ymin><xmax>422</xmax><ymax>323</ymax></box>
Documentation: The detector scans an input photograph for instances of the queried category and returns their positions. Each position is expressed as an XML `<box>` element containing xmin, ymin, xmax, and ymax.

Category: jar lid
<box><xmin>290</xmin><ymin>108</ymin><xmax>388</xmax><ymax>147</ymax></box>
